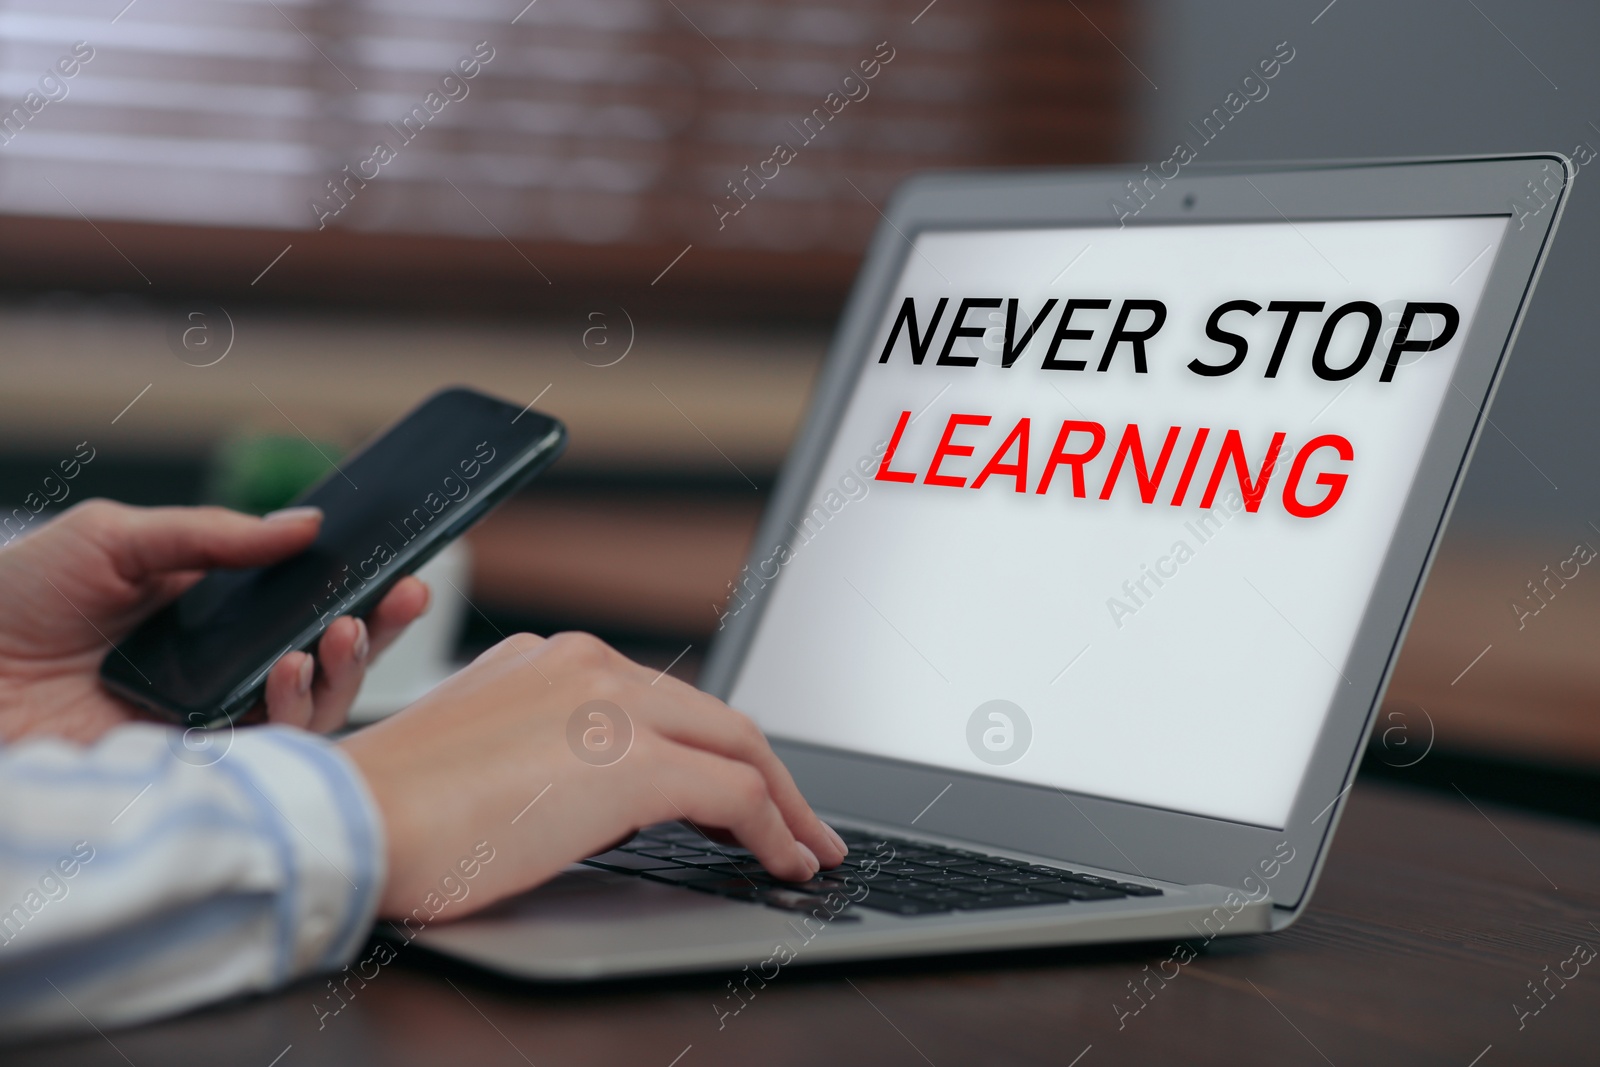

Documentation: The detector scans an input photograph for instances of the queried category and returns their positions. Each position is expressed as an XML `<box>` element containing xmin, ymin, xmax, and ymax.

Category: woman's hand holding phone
<box><xmin>0</xmin><ymin>500</ymin><xmax>428</xmax><ymax>743</ymax></box>
<box><xmin>340</xmin><ymin>631</ymin><xmax>850</xmax><ymax>918</ymax></box>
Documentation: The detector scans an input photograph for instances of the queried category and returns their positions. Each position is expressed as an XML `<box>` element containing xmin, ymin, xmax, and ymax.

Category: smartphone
<box><xmin>100</xmin><ymin>386</ymin><xmax>566</xmax><ymax>728</ymax></box>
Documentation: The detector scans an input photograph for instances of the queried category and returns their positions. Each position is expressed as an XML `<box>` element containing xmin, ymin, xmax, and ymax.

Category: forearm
<box><xmin>0</xmin><ymin>723</ymin><xmax>384</xmax><ymax>1039</ymax></box>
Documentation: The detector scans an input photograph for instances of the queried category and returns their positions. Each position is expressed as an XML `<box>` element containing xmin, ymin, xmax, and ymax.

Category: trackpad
<box><xmin>410</xmin><ymin>866</ymin><xmax>824</xmax><ymax>979</ymax></box>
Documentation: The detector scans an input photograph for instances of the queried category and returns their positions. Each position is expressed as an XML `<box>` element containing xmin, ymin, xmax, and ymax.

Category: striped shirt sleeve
<box><xmin>0</xmin><ymin>722</ymin><xmax>386</xmax><ymax>1039</ymax></box>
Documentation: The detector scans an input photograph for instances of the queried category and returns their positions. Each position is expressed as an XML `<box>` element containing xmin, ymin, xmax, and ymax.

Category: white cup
<box><xmin>348</xmin><ymin>540</ymin><xmax>472</xmax><ymax>723</ymax></box>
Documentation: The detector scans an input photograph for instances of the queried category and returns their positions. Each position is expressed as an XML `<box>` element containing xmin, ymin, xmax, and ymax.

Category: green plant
<box><xmin>204</xmin><ymin>434</ymin><xmax>344</xmax><ymax>515</ymax></box>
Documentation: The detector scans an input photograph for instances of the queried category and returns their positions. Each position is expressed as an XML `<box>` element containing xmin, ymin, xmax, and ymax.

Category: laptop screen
<box><xmin>728</xmin><ymin>216</ymin><xmax>1510</xmax><ymax>829</ymax></box>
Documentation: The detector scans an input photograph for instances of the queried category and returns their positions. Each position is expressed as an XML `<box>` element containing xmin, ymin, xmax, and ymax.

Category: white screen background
<box><xmin>730</xmin><ymin>217</ymin><xmax>1509</xmax><ymax>828</ymax></box>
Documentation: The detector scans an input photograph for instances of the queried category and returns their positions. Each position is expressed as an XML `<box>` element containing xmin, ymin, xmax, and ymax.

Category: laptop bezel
<box><xmin>700</xmin><ymin>155</ymin><xmax>1571</xmax><ymax>913</ymax></box>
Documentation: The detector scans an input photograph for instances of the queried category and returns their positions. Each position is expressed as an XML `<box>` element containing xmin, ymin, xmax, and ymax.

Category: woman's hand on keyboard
<box><xmin>341</xmin><ymin>630</ymin><xmax>849</xmax><ymax>919</ymax></box>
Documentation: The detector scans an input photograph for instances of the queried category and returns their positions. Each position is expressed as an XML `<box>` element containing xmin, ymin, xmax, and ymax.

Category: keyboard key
<box><xmin>852</xmin><ymin>893</ymin><xmax>954</xmax><ymax>916</ymax></box>
<box><xmin>642</xmin><ymin>868</ymin><xmax>754</xmax><ymax>888</ymax></box>
<box><xmin>633</xmin><ymin>847</ymin><xmax>718</xmax><ymax>861</ymax></box>
<box><xmin>945</xmin><ymin>853</ymin><xmax>1027</xmax><ymax>867</ymax></box>
<box><xmin>954</xmin><ymin>892</ymin><xmax>1067</xmax><ymax>910</ymax></box>
<box><xmin>711</xmin><ymin>886</ymin><xmax>765</xmax><ymax>902</ymax></box>
<box><xmin>761</xmin><ymin>889</ymin><xmax>861</xmax><ymax>918</ymax></box>
<box><xmin>676</xmin><ymin>854</ymin><xmax>763</xmax><ymax>869</ymax></box>
<box><xmin>915</xmin><ymin>889</ymin><xmax>985</xmax><ymax>905</ymax></box>
<box><xmin>1033</xmin><ymin>882</ymin><xmax>1128</xmax><ymax>901</ymax></box>
<box><xmin>831</xmin><ymin>876</ymin><xmax>882</xmax><ymax>897</ymax></box>
<box><xmin>581</xmin><ymin>851</ymin><xmax>682</xmax><ymax>873</ymax></box>
<box><xmin>1020</xmin><ymin>864</ymin><xmax>1159</xmax><ymax>895</ymax></box>
<box><xmin>907</xmin><ymin>872</ymin><xmax>991</xmax><ymax>889</ymax></box>
<box><xmin>878</xmin><ymin>862</ymin><xmax>939</xmax><ymax>877</ymax></box>
<box><xmin>699</xmin><ymin>846</ymin><xmax>753</xmax><ymax>860</ymax></box>
<box><xmin>990</xmin><ymin>872</ymin><xmax>1062</xmax><ymax>887</ymax></box>
<box><xmin>774</xmin><ymin>874</ymin><xmax>855</xmax><ymax>894</ymax></box>
<box><xmin>949</xmin><ymin>863</ymin><xmax>1017</xmax><ymax>878</ymax></box>
<box><xmin>691</xmin><ymin>861</ymin><xmax>778</xmax><ymax>877</ymax></box>
<box><xmin>1063</xmin><ymin>873</ymin><xmax>1122</xmax><ymax>888</ymax></box>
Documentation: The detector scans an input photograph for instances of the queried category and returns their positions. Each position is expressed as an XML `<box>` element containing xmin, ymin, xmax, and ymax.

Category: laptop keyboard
<box><xmin>581</xmin><ymin>823</ymin><xmax>1162</xmax><ymax>918</ymax></box>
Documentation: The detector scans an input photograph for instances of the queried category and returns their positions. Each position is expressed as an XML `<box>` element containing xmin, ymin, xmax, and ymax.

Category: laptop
<box><xmin>410</xmin><ymin>155</ymin><xmax>1571</xmax><ymax>980</ymax></box>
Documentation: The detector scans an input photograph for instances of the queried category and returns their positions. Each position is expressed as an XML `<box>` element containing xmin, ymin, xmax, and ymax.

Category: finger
<box><xmin>102</xmin><ymin>504</ymin><xmax>322</xmax><ymax>581</ymax></box>
<box><xmin>147</xmin><ymin>569</ymin><xmax>205</xmax><ymax>605</ymax></box>
<box><xmin>307</xmin><ymin>616</ymin><xmax>368</xmax><ymax>734</ymax></box>
<box><xmin>263</xmin><ymin>650</ymin><xmax>316</xmax><ymax>729</ymax></box>
<box><xmin>645</xmin><ymin>742</ymin><xmax>819</xmax><ymax>883</ymax></box>
<box><xmin>637</xmin><ymin>684</ymin><xmax>846</xmax><ymax>866</ymax></box>
<box><xmin>365</xmin><ymin>576</ymin><xmax>430</xmax><ymax>661</ymax></box>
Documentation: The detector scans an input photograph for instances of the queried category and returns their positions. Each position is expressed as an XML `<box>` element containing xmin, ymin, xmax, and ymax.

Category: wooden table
<box><xmin>16</xmin><ymin>780</ymin><xmax>1599</xmax><ymax>1066</ymax></box>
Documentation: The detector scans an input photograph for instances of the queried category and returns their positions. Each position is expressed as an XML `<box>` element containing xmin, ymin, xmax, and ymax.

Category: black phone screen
<box><xmin>101</xmin><ymin>387</ymin><xmax>565</xmax><ymax>725</ymax></box>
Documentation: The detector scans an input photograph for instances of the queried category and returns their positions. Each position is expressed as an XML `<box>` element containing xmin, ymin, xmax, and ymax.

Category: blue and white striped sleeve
<box><xmin>0</xmin><ymin>722</ymin><xmax>386</xmax><ymax>1039</ymax></box>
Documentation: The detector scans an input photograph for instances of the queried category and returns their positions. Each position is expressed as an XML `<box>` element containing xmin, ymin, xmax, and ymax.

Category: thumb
<box><xmin>104</xmin><ymin>504</ymin><xmax>323</xmax><ymax>579</ymax></box>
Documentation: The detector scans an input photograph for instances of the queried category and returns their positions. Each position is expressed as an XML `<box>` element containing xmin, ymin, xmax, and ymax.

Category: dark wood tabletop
<box><xmin>15</xmin><ymin>778</ymin><xmax>1600</xmax><ymax>1067</ymax></box>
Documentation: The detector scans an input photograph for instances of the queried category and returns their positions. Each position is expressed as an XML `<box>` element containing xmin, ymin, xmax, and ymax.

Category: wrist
<box><xmin>338</xmin><ymin>730</ymin><xmax>410</xmax><ymax>916</ymax></box>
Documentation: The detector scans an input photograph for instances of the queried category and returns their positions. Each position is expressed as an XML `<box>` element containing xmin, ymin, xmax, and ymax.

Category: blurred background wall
<box><xmin>0</xmin><ymin>0</ymin><xmax>1596</xmax><ymax>812</ymax></box>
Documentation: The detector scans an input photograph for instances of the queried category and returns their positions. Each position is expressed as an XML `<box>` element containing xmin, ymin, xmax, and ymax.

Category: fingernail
<box><xmin>264</xmin><ymin>506</ymin><xmax>323</xmax><ymax>523</ymax></box>
<box><xmin>296</xmin><ymin>654</ymin><xmax>314</xmax><ymax>695</ymax></box>
<box><xmin>824</xmin><ymin>823</ymin><xmax>848</xmax><ymax>857</ymax></box>
<box><xmin>351</xmin><ymin>618</ymin><xmax>369</xmax><ymax>663</ymax></box>
<box><xmin>795</xmin><ymin>841</ymin><xmax>819</xmax><ymax>876</ymax></box>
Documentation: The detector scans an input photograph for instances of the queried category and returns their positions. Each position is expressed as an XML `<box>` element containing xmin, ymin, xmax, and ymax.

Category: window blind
<box><xmin>0</xmin><ymin>0</ymin><xmax>1133</xmax><ymax>255</ymax></box>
